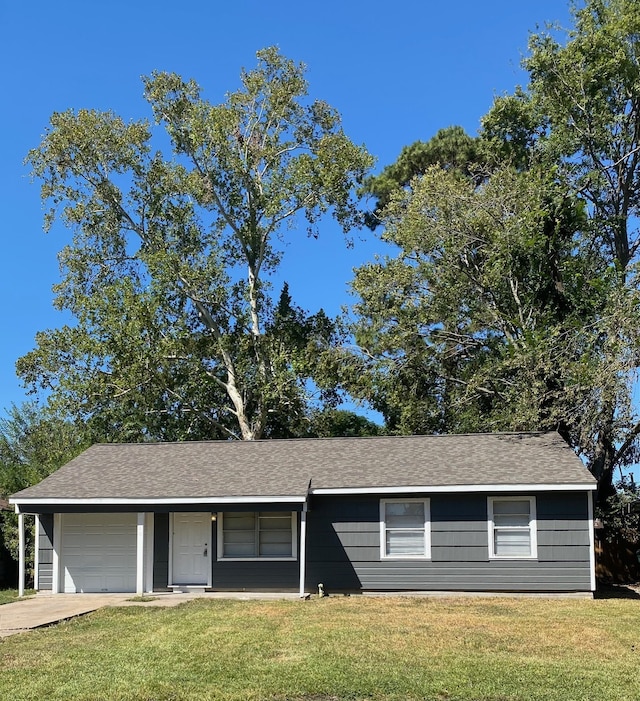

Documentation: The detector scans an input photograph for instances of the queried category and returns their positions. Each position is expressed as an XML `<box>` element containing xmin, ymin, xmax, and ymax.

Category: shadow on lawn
<box><xmin>594</xmin><ymin>583</ymin><xmax>640</xmax><ymax>599</ymax></box>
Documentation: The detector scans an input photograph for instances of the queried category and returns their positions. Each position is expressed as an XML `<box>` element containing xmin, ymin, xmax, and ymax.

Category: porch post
<box><xmin>34</xmin><ymin>515</ymin><xmax>40</xmax><ymax>591</ymax></box>
<box><xmin>18</xmin><ymin>512</ymin><xmax>25</xmax><ymax>597</ymax></box>
<box><xmin>136</xmin><ymin>512</ymin><xmax>145</xmax><ymax>596</ymax></box>
<box><xmin>52</xmin><ymin>514</ymin><xmax>61</xmax><ymax>594</ymax></box>
<box><xmin>298</xmin><ymin>503</ymin><xmax>307</xmax><ymax>597</ymax></box>
<box><xmin>144</xmin><ymin>513</ymin><xmax>155</xmax><ymax>594</ymax></box>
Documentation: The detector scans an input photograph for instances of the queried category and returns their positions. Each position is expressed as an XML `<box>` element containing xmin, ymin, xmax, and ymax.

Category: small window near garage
<box><xmin>488</xmin><ymin>497</ymin><xmax>537</xmax><ymax>559</ymax></box>
<box><xmin>380</xmin><ymin>499</ymin><xmax>430</xmax><ymax>559</ymax></box>
<box><xmin>218</xmin><ymin>511</ymin><xmax>296</xmax><ymax>560</ymax></box>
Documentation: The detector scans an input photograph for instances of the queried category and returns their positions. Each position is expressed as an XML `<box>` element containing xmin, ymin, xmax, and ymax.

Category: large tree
<box><xmin>348</xmin><ymin>0</ymin><xmax>640</xmax><ymax>504</ymax></box>
<box><xmin>20</xmin><ymin>48</ymin><xmax>373</xmax><ymax>441</ymax></box>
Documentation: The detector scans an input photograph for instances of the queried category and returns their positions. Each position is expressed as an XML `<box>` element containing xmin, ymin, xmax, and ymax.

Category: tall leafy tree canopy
<box><xmin>349</xmin><ymin>0</ymin><xmax>640</xmax><ymax>504</ymax></box>
<box><xmin>20</xmin><ymin>47</ymin><xmax>373</xmax><ymax>442</ymax></box>
<box><xmin>0</xmin><ymin>403</ymin><xmax>88</xmax><ymax>559</ymax></box>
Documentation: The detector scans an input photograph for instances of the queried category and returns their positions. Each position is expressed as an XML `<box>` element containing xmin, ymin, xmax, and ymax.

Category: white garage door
<box><xmin>62</xmin><ymin>513</ymin><xmax>137</xmax><ymax>593</ymax></box>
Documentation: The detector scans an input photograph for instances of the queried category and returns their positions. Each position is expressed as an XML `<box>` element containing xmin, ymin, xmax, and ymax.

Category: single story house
<box><xmin>10</xmin><ymin>431</ymin><xmax>597</xmax><ymax>596</ymax></box>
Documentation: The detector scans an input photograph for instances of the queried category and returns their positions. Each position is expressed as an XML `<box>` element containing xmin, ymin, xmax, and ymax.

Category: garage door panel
<box><xmin>62</xmin><ymin>513</ymin><xmax>137</xmax><ymax>593</ymax></box>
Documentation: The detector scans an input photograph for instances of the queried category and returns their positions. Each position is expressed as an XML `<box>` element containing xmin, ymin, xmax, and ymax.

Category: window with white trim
<box><xmin>380</xmin><ymin>499</ymin><xmax>430</xmax><ymax>559</ymax></box>
<box><xmin>218</xmin><ymin>511</ymin><xmax>296</xmax><ymax>560</ymax></box>
<box><xmin>488</xmin><ymin>497</ymin><xmax>537</xmax><ymax>559</ymax></box>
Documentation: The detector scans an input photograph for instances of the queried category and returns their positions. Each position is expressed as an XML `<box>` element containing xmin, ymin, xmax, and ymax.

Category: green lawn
<box><xmin>1</xmin><ymin>595</ymin><xmax>639</xmax><ymax>701</ymax></box>
<box><xmin>0</xmin><ymin>589</ymin><xmax>34</xmax><ymax>606</ymax></box>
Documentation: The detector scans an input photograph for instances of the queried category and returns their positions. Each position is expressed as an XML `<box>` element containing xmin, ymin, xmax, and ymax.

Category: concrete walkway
<box><xmin>0</xmin><ymin>591</ymin><xmax>302</xmax><ymax>638</ymax></box>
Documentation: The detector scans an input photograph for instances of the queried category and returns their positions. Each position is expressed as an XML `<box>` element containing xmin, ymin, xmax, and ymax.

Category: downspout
<box><xmin>34</xmin><ymin>514</ymin><xmax>40</xmax><ymax>591</ymax></box>
<box><xmin>299</xmin><ymin>502</ymin><xmax>308</xmax><ymax>598</ymax></box>
<box><xmin>298</xmin><ymin>478</ymin><xmax>312</xmax><ymax>598</ymax></box>
<box><xmin>136</xmin><ymin>512</ymin><xmax>145</xmax><ymax>596</ymax></box>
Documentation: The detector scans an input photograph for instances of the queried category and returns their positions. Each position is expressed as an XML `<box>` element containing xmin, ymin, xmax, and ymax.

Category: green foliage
<box><xmin>21</xmin><ymin>48</ymin><xmax>373</xmax><ymax>441</ymax></box>
<box><xmin>346</xmin><ymin>0</ymin><xmax>640</xmax><ymax>506</ymax></box>
<box><xmin>0</xmin><ymin>403</ymin><xmax>88</xmax><ymax>569</ymax></box>
<box><xmin>303</xmin><ymin>408</ymin><xmax>383</xmax><ymax>438</ymax></box>
<box><xmin>361</xmin><ymin>126</ymin><xmax>484</xmax><ymax>228</ymax></box>
<box><xmin>348</xmin><ymin>165</ymin><xmax>640</xmax><ymax>445</ymax></box>
<box><xmin>525</xmin><ymin>0</ymin><xmax>640</xmax><ymax>270</ymax></box>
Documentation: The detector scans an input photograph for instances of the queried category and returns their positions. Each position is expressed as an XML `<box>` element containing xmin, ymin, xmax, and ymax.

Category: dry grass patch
<box><xmin>0</xmin><ymin>589</ymin><xmax>34</xmax><ymax>605</ymax></box>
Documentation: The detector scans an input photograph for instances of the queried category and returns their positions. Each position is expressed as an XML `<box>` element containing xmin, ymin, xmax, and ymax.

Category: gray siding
<box><xmin>305</xmin><ymin>493</ymin><xmax>592</xmax><ymax>593</ymax></box>
<box><xmin>35</xmin><ymin>493</ymin><xmax>592</xmax><ymax>594</ymax></box>
<box><xmin>37</xmin><ymin>514</ymin><xmax>54</xmax><ymax>591</ymax></box>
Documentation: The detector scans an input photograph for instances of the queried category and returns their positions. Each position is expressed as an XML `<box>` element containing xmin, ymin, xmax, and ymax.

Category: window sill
<box><xmin>217</xmin><ymin>556</ymin><xmax>297</xmax><ymax>562</ymax></box>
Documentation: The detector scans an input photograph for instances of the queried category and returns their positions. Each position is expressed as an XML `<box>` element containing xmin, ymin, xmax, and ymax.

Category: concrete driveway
<box><xmin>0</xmin><ymin>593</ymin><xmax>133</xmax><ymax>637</ymax></box>
<box><xmin>0</xmin><ymin>591</ymin><xmax>302</xmax><ymax>638</ymax></box>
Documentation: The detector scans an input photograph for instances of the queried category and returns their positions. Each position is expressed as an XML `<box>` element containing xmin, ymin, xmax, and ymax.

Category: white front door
<box><xmin>171</xmin><ymin>512</ymin><xmax>210</xmax><ymax>586</ymax></box>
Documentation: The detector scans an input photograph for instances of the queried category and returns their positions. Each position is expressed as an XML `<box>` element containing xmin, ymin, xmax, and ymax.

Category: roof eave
<box><xmin>10</xmin><ymin>481</ymin><xmax>596</xmax><ymax>511</ymax></box>
<box><xmin>310</xmin><ymin>483</ymin><xmax>597</xmax><ymax>495</ymax></box>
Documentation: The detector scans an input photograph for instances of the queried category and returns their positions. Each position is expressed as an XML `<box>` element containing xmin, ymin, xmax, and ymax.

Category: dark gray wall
<box><xmin>37</xmin><ymin>514</ymin><xmax>54</xmax><ymax>591</ymax></box>
<box><xmin>153</xmin><ymin>513</ymin><xmax>170</xmax><ymax>591</ymax></box>
<box><xmin>304</xmin><ymin>492</ymin><xmax>592</xmax><ymax>593</ymax></box>
<box><xmin>35</xmin><ymin>493</ymin><xmax>593</xmax><ymax>593</ymax></box>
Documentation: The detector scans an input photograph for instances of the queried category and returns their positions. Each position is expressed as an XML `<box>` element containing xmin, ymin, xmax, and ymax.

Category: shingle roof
<box><xmin>11</xmin><ymin>431</ymin><xmax>595</xmax><ymax>503</ymax></box>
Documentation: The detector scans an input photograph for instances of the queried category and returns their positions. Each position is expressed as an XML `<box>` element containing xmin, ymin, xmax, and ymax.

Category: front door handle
<box><xmin>203</xmin><ymin>544</ymin><xmax>208</xmax><ymax>557</ymax></box>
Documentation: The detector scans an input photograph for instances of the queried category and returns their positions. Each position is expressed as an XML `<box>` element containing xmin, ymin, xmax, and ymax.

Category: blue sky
<box><xmin>0</xmin><ymin>0</ymin><xmax>571</xmax><ymax>416</ymax></box>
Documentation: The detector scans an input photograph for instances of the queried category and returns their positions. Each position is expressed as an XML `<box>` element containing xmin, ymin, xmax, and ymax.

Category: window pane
<box><xmin>385</xmin><ymin>502</ymin><xmax>425</xmax><ymax>528</ymax></box>
<box><xmin>495</xmin><ymin>529</ymin><xmax>531</xmax><ymax>556</ymax></box>
<box><xmin>494</xmin><ymin>514</ymin><xmax>529</xmax><ymax>527</ymax></box>
<box><xmin>260</xmin><ymin>530</ymin><xmax>291</xmax><ymax>544</ymax></box>
<box><xmin>259</xmin><ymin>516</ymin><xmax>291</xmax><ymax>530</ymax></box>
<box><xmin>492</xmin><ymin>500</ymin><xmax>530</xmax><ymax>516</ymax></box>
<box><xmin>386</xmin><ymin>529</ymin><xmax>425</xmax><ymax>556</ymax></box>
<box><xmin>224</xmin><ymin>531</ymin><xmax>255</xmax><ymax>545</ymax></box>
<box><xmin>224</xmin><ymin>541</ymin><xmax>257</xmax><ymax>557</ymax></box>
<box><xmin>259</xmin><ymin>532</ymin><xmax>292</xmax><ymax>557</ymax></box>
<box><xmin>224</xmin><ymin>513</ymin><xmax>255</xmax><ymax>530</ymax></box>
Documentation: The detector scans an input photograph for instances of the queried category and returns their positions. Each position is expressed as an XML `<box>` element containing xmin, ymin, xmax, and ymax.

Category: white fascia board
<box><xmin>11</xmin><ymin>495</ymin><xmax>307</xmax><ymax>512</ymax></box>
<box><xmin>310</xmin><ymin>483</ymin><xmax>597</xmax><ymax>495</ymax></box>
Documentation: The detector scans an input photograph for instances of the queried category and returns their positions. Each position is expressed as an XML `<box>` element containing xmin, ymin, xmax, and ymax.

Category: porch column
<box><xmin>18</xmin><ymin>512</ymin><xmax>25</xmax><ymax>597</ymax></box>
<box><xmin>298</xmin><ymin>503</ymin><xmax>307</xmax><ymax>597</ymax></box>
<box><xmin>144</xmin><ymin>513</ymin><xmax>155</xmax><ymax>594</ymax></box>
<box><xmin>34</xmin><ymin>515</ymin><xmax>40</xmax><ymax>591</ymax></box>
<box><xmin>136</xmin><ymin>512</ymin><xmax>145</xmax><ymax>596</ymax></box>
<box><xmin>52</xmin><ymin>514</ymin><xmax>61</xmax><ymax>594</ymax></box>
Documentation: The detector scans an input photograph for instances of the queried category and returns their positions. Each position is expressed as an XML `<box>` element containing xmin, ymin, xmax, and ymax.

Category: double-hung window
<box><xmin>488</xmin><ymin>497</ymin><xmax>537</xmax><ymax>559</ymax></box>
<box><xmin>219</xmin><ymin>511</ymin><xmax>296</xmax><ymax>560</ymax></box>
<box><xmin>380</xmin><ymin>499</ymin><xmax>430</xmax><ymax>559</ymax></box>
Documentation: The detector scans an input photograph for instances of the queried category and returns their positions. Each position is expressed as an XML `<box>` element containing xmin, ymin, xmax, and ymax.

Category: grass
<box><xmin>0</xmin><ymin>589</ymin><xmax>34</xmax><ymax>605</ymax></box>
<box><xmin>0</xmin><ymin>595</ymin><xmax>639</xmax><ymax>700</ymax></box>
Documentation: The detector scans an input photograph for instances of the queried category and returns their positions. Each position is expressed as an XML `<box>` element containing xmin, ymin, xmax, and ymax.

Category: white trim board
<box><xmin>12</xmin><ymin>495</ymin><xmax>307</xmax><ymax>511</ymax></box>
<box><xmin>311</xmin><ymin>483</ymin><xmax>596</xmax><ymax>495</ymax></box>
